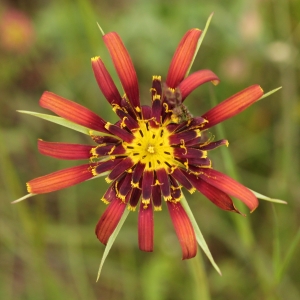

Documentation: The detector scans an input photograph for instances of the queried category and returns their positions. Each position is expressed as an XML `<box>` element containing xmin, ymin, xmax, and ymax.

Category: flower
<box><xmin>20</xmin><ymin>27</ymin><xmax>263</xmax><ymax>260</ymax></box>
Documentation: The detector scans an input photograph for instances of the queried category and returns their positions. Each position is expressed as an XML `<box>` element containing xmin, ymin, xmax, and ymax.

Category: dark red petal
<box><xmin>200</xmin><ymin>169</ymin><xmax>259</xmax><ymax>212</ymax></box>
<box><xmin>101</xmin><ymin>183</ymin><xmax>117</xmax><ymax>203</ymax></box>
<box><xmin>103</xmin><ymin>32</ymin><xmax>140</xmax><ymax>110</ymax></box>
<box><xmin>38</xmin><ymin>140</ymin><xmax>93</xmax><ymax>160</ymax></box>
<box><xmin>173</xmin><ymin>147</ymin><xmax>205</xmax><ymax>159</ymax></box>
<box><xmin>118</xmin><ymin>172</ymin><xmax>133</xmax><ymax>200</ymax></box>
<box><xmin>91</xmin><ymin>56</ymin><xmax>122</xmax><ymax>106</ymax></box>
<box><xmin>167</xmin><ymin>201</ymin><xmax>197</xmax><ymax>259</ymax></box>
<box><xmin>156</xmin><ymin>168</ymin><xmax>171</xmax><ymax>200</ymax></box>
<box><xmin>201</xmin><ymin>85</ymin><xmax>264</xmax><ymax>130</ymax></box>
<box><xmin>166</xmin><ymin>29</ymin><xmax>202</xmax><ymax>88</ymax></box>
<box><xmin>106</xmin><ymin>157</ymin><xmax>135</xmax><ymax>182</ymax></box>
<box><xmin>93</xmin><ymin>159</ymin><xmax>122</xmax><ymax>175</ymax></box>
<box><xmin>131</xmin><ymin>162</ymin><xmax>146</xmax><ymax>187</ymax></box>
<box><xmin>169</xmin><ymin>129</ymin><xmax>200</xmax><ymax>145</ymax></box>
<box><xmin>138</xmin><ymin>201</ymin><xmax>154</xmax><ymax>252</ymax></box>
<box><xmin>186</xmin><ymin>173</ymin><xmax>241</xmax><ymax>213</ymax></box>
<box><xmin>95</xmin><ymin>197</ymin><xmax>126</xmax><ymax>245</ymax></box>
<box><xmin>128</xmin><ymin>187</ymin><xmax>142</xmax><ymax>210</ymax></box>
<box><xmin>151</xmin><ymin>184</ymin><xmax>162</xmax><ymax>210</ymax></box>
<box><xmin>199</xmin><ymin>139</ymin><xmax>228</xmax><ymax>151</ymax></box>
<box><xmin>171</xmin><ymin>168</ymin><xmax>195</xmax><ymax>193</ymax></box>
<box><xmin>27</xmin><ymin>163</ymin><xmax>95</xmax><ymax>194</ymax></box>
<box><xmin>39</xmin><ymin>92</ymin><xmax>108</xmax><ymax>132</ymax></box>
<box><xmin>178</xmin><ymin>69</ymin><xmax>220</xmax><ymax>101</ymax></box>
<box><xmin>142</xmin><ymin>170</ymin><xmax>154</xmax><ymax>202</ymax></box>
<box><xmin>105</xmin><ymin>122</ymin><xmax>134</xmax><ymax>143</ymax></box>
<box><xmin>94</xmin><ymin>143</ymin><xmax>125</xmax><ymax>157</ymax></box>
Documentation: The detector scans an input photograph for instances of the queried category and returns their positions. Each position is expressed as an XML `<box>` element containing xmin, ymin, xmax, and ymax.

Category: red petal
<box><xmin>166</xmin><ymin>29</ymin><xmax>202</xmax><ymax>88</ymax></box>
<box><xmin>27</xmin><ymin>163</ymin><xmax>95</xmax><ymax>194</ymax></box>
<box><xmin>185</xmin><ymin>173</ymin><xmax>241</xmax><ymax>213</ymax></box>
<box><xmin>95</xmin><ymin>197</ymin><xmax>126</xmax><ymax>244</ymax></box>
<box><xmin>167</xmin><ymin>201</ymin><xmax>197</xmax><ymax>259</ymax></box>
<box><xmin>38</xmin><ymin>140</ymin><xmax>93</xmax><ymax>160</ymax></box>
<box><xmin>91</xmin><ymin>56</ymin><xmax>122</xmax><ymax>106</ymax></box>
<box><xmin>199</xmin><ymin>169</ymin><xmax>258</xmax><ymax>212</ymax></box>
<box><xmin>138</xmin><ymin>201</ymin><xmax>154</xmax><ymax>252</ymax></box>
<box><xmin>201</xmin><ymin>85</ymin><xmax>264</xmax><ymax>130</ymax></box>
<box><xmin>103</xmin><ymin>32</ymin><xmax>140</xmax><ymax>110</ymax></box>
<box><xmin>40</xmin><ymin>92</ymin><xmax>108</xmax><ymax>132</ymax></box>
<box><xmin>178</xmin><ymin>69</ymin><xmax>220</xmax><ymax>101</ymax></box>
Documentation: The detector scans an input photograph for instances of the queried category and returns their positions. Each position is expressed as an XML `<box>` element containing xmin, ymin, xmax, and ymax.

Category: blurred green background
<box><xmin>1</xmin><ymin>0</ymin><xmax>299</xmax><ymax>299</ymax></box>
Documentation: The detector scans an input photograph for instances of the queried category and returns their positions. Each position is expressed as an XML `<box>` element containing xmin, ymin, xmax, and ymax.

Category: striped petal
<box><xmin>166</xmin><ymin>29</ymin><xmax>202</xmax><ymax>89</ymax></box>
<box><xmin>27</xmin><ymin>163</ymin><xmax>94</xmax><ymax>194</ymax></box>
<box><xmin>167</xmin><ymin>201</ymin><xmax>197</xmax><ymax>259</ymax></box>
<box><xmin>201</xmin><ymin>85</ymin><xmax>264</xmax><ymax>130</ymax></box>
<box><xmin>199</xmin><ymin>168</ymin><xmax>258</xmax><ymax>212</ymax></box>
<box><xmin>138</xmin><ymin>201</ymin><xmax>154</xmax><ymax>252</ymax></box>
<box><xmin>38</xmin><ymin>140</ymin><xmax>93</xmax><ymax>160</ymax></box>
<box><xmin>103</xmin><ymin>32</ymin><xmax>140</xmax><ymax>110</ymax></box>
<box><xmin>91</xmin><ymin>56</ymin><xmax>122</xmax><ymax>106</ymax></box>
<box><xmin>40</xmin><ymin>92</ymin><xmax>108</xmax><ymax>132</ymax></box>
<box><xmin>95</xmin><ymin>197</ymin><xmax>126</xmax><ymax>244</ymax></box>
<box><xmin>178</xmin><ymin>69</ymin><xmax>220</xmax><ymax>102</ymax></box>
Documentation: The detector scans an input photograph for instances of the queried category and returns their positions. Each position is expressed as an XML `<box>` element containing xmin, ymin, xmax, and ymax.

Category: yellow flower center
<box><xmin>123</xmin><ymin>120</ymin><xmax>176</xmax><ymax>171</ymax></box>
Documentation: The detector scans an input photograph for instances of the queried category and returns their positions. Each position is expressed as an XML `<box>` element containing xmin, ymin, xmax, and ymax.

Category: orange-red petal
<box><xmin>103</xmin><ymin>32</ymin><xmax>140</xmax><ymax>110</ymax></box>
<box><xmin>138</xmin><ymin>201</ymin><xmax>154</xmax><ymax>252</ymax></box>
<box><xmin>91</xmin><ymin>56</ymin><xmax>122</xmax><ymax>106</ymax></box>
<box><xmin>178</xmin><ymin>69</ymin><xmax>220</xmax><ymax>101</ymax></box>
<box><xmin>27</xmin><ymin>163</ymin><xmax>95</xmax><ymax>194</ymax></box>
<box><xmin>199</xmin><ymin>168</ymin><xmax>259</xmax><ymax>212</ymax></box>
<box><xmin>95</xmin><ymin>197</ymin><xmax>126</xmax><ymax>245</ymax></box>
<box><xmin>38</xmin><ymin>140</ymin><xmax>93</xmax><ymax>160</ymax></box>
<box><xmin>167</xmin><ymin>201</ymin><xmax>197</xmax><ymax>259</ymax></box>
<box><xmin>40</xmin><ymin>92</ymin><xmax>108</xmax><ymax>132</ymax></box>
<box><xmin>201</xmin><ymin>85</ymin><xmax>264</xmax><ymax>130</ymax></box>
<box><xmin>166</xmin><ymin>29</ymin><xmax>202</xmax><ymax>89</ymax></box>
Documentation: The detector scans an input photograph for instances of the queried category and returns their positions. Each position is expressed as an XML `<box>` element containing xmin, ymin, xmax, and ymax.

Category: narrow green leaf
<box><xmin>18</xmin><ymin>110</ymin><xmax>107</xmax><ymax>137</ymax></box>
<box><xmin>185</xmin><ymin>12</ymin><xmax>214</xmax><ymax>77</ymax></box>
<box><xmin>258</xmin><ymin>87</ymin><xmax>282</xmax><ymax>101</ymax></box>
<box><xmin>96</xmin><ymin>208</ymin><xmax>130</xmax><ymax>281</ymax></box>
<box><xmin>250</xmin><ymin>189</ymin><xmax>287</xmax><ymax>204</ymax></box>
<box><xmin>180</xmin><ymin>193</ymin><xmax>222</xmax><ymax>275</ymax></box>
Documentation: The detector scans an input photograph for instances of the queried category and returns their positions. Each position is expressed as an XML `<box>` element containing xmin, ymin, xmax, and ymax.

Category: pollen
<box><xmin>147</xmin><ymin>144</ymin><xmax>155</xmax><ymax>154</ymax></box>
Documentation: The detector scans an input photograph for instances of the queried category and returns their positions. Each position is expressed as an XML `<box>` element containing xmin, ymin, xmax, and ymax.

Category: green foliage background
<box><xmin>1</xmin><ymin>0</ymin><xmax>299</xmax><ymax>299</ymax></box>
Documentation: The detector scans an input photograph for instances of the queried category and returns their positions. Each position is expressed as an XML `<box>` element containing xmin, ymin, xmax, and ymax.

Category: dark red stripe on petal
<box><xmin>107</xmin><ymin>157</ymin><xmax>135</xmax><ymax>182</ymax></box>
<box><xmin>156</xmin><ymin>168</ymin><xmax>171</xmax><ymax>200</ymax></box>
<box><xmin>40</xmin><ymin>92</ymin><xmax>108</xmax><ymax>132</ymax></box>
<box><xmin>166</xmin><ymin>29</ymin><xmax>202</xmax><ymax>89</ymax></box>
<box><xmin>91</xmin><ymin>56</ymin><xmax>122</xmax><ymax>106</ymax></box>
<box><xmin>95</xmin><ymin>197</ymin><xmax>126</xmax><ymax>245</ymax></box>
<box><xmin>179</xmin><ymin>69</ymin><xmax>220</xmax><ymax>102</ymax></box>
<box><xmin>105</xmin><ymin>122</ymin><xmax>134</xmax><ymax>143</ymax></box>
<box><xmin>167</xmin><ymin>201</ymin><xmax>197</xmax><ymax>259</ymax></box>
<box><xmin>199</xmin><ymin>168</ymin><xmax>259</xmax><ymax>212</ymax></box>
<box><xmin>27</xmin><ymin>163</ymin><xmax>95</xmax><ymax>194</ymax></box>
<box><xmin>142</xmin><ymin>170</ymin><xmax>154</xmax><ymax>202</ymax></box>
<box><xmin>103</xmin><ymin>32</ymin><xmax>140</xmax><ymax>110</ymax></box>
<box><xmin>202</xmin><ymin>85</ymin><xmax>264</xmax><ymax>130</ymax></box>
<box><xmin>38</xmin><ymin>140</ymin><xmax>93</xmax><ymax>160</ymax></box>
<box><xmin>138</xmin><ymin>201</ymin><xmax>154</xmax><ymax>252</ymax></box>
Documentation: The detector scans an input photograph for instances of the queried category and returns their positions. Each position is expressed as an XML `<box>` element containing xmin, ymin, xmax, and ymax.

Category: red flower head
<box><xmin>16</xmin><ymin>24</ymin><xmax>265</xmax><ymax>260</ymax></box>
